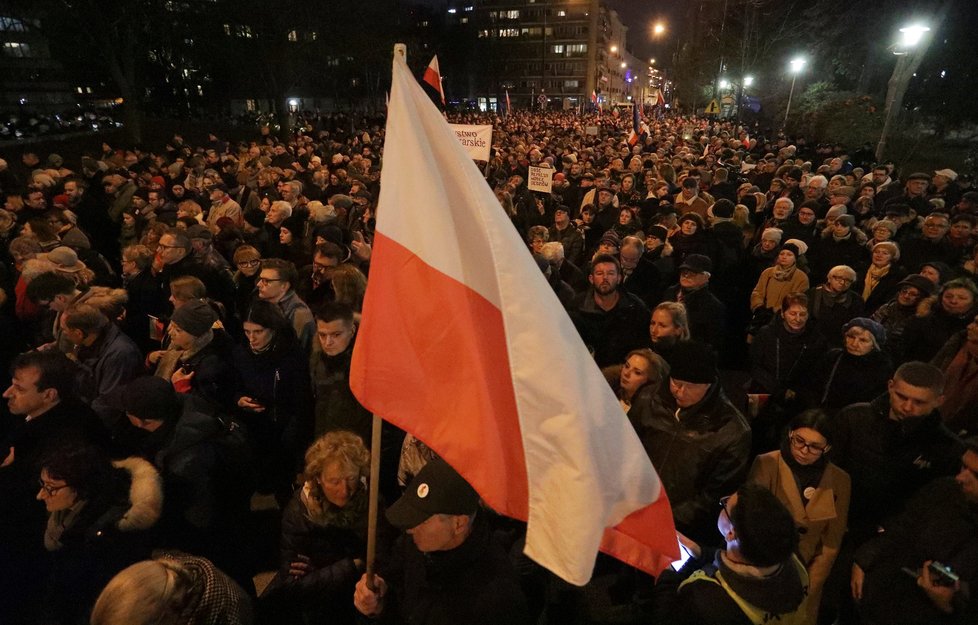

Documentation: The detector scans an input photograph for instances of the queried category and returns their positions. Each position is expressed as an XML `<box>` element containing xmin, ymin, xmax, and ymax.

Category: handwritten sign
<box><xmin>528</xmin><ymin>166</ymin><xmax>554</xmax><ymax>193</ymax></box>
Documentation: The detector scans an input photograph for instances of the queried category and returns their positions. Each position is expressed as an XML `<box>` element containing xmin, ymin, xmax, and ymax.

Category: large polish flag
<box><xmin>350</xmin><ymin>50</ymin><xmax>678</xmax><ymax>586</ymax></box>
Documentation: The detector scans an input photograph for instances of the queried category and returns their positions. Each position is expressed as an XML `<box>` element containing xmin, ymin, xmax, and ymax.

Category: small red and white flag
<box><xmin>422</xmin><ymin>55</ymin><xmax>445</xmax><ymax>106</ymax></box>
<box><xmin>505</xmin><ymin>89</ymin><xmax>511</xmax><ymax>116</ymax></box>
<box><xmin>351</xmin><ymin>51</ymin><xmax>679</xmax><ymax>586</ymax></box>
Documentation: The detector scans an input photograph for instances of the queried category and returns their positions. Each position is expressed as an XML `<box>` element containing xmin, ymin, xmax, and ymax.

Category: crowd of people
<box><xmin>0</xmin><ymin>108</ymin><xmax>976</xmax><ymax>625</ymax></box>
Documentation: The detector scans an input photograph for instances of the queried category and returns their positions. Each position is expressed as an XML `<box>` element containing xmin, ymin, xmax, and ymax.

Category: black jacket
<box><xmin>636</xmin><ymin>384</ymin><xmax>751</xmax><ymax>544</ymax></box>
<box><xmin>571</xmin><ymin>289</ymin><xmax>651</xmax><ymax>368</ymax></box>
<box><xmin>832</xmin><ymin>393</ymin><xmax>963</xmax><ymax>542</ymax></box>
<box><xmin>376</xmin><ymin>514</ymin><xmax>531</xmax><ymax>625</ymax></box>
<box><xmin>748</xmin><ymin>319</ymin><xmax>825</xmax><ymax>395</ymax></box>
<box><xmin>662</xmin><ymin>284</ymin><xmax>727</xmax><ymax>351</ymax></box>
<box><xmin>798</xmin><ymin>348</ymin><xmax>892</xmax><ymax>414</ymax></box>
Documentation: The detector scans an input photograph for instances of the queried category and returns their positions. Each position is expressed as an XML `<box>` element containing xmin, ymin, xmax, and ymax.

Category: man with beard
<box><xmin>571</xmin><ymin>254</ymin><xmax>650</xmax><ymax>368</ymax></box>
<box><xmin>63</xmin><ymin>177</ymin><xmax>119</xmax><ymax>261</ymax></box>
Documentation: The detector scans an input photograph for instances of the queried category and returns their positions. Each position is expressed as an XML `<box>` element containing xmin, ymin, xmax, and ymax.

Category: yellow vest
<box><xmin>679</xmin><ymin>555</ymin><xmax>810</xmax><ymax>625</ymax></box>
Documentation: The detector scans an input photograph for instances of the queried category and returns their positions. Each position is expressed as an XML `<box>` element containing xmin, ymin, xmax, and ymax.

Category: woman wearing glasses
<box><xmin>35</xmin><ymin>444</ymin><xmax>163</xmax><ymax>625</ymax></box>
<box><xmin>259</xmin><ymin>431</ymin><xmax>390</xmax><ymax>625</ymax></box>
<box><xmin>749</xmin><ymin>410</ymin><xmax>851</xmax><ymax>625</ymax></box>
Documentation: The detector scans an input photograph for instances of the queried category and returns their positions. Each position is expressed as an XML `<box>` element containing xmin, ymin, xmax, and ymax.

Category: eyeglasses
<box><xmin>157</xmin><ymin>243</ymin><xmax>183</xmax><ymax>251</ymax></box>
<box><xmin>829</xmin><ymin>276</ymin><xmax>854</xmax><ymax>284</ymax></box>
<box><xmin>789</xmin><ymin>433</ymin><xmax>828</xmax><ymax>455</ymax></box>
<box><xmin>237</xmin><ymin>260</ymin><xmax>260</xmax><ymax>268</ymax></box>
<box><xmin>719</xmin><ymin>495</ymin><xmax>732</xmax><ymax>517</ymax></box>
<box><xmin>38</xmin><ymin>480</ymin><xmax>68</xmax><ymax>497</ymax></box>
<box><xmin>257</xmin><ymin>276</ymin><xmax>284</xmax><ymax>285</ymax></box>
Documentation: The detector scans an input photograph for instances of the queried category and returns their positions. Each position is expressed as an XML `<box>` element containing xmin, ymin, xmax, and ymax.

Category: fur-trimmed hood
<box><xmin>112</xmin><ymin>457</ymin><xmax>164</xmax><ymax>531</ymax></box>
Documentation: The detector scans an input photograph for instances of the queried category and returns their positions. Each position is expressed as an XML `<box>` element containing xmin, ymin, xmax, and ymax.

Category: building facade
<box><xmin>445</xmin><ymin>0</ymin><xmax>642</xmax><ymax>112</ymax></box>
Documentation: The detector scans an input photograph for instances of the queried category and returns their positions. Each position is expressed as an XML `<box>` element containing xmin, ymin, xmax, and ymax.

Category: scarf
<box><xmin>862</xmin><ymin>263</ymin><xmax>890</xmax><ymax>301</ymax></box>
<box><xmin>301</xmin><ymin>480</ymin><xmax>370</xmax><ymax>529</ymax></box>
<box><xmin>773</xmin><ymin>263</ymin><xmax>797</xmax><ymax>282</ymax></box>
<box><xmin>779</xmin><ymin>438</ymin><xmax>827</xmax><ymax>503</ymax></box>
<box><xmin>832</xmin><ymin>230</ymin><xmax>851</xmax><ymax>242</ymax></box>
<box><xmin>44</xmin><ymin>500</ymin><xmax>88</xmax><ymax>551</ymax></box>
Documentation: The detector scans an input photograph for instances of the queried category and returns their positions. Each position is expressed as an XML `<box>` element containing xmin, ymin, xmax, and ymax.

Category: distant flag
<box><xmin>423</xmin><ymin>55</ymin><xmax>446</xmax><ymax>106</ymax></box>
<box><xmin>351</xmin><ymin>49</ymin><xmax>679</xmax><ymax>587</ymax></box>
<box><xmin>505</xmin><ymin>89</ymin><xmax>511</xmax><ymax>117</ymax></box>
<box><xmin>591</xmin><ymin>90</ymin><xmax>598</xmax><ymax>107</ymax></box>
<box><xmin>627</xmin><ymin>103</ymin><xmax>643</xmax><ymax>145</ymax></box>
<box><xmin>653</xmin><ymin>88</ymin><xmax>665</xmax><ymax>107</ymax></box>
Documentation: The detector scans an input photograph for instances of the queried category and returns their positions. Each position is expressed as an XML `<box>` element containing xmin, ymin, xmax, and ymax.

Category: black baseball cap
<box><xmin>386</xmin><ymin>456</ymin><xmax>480</xmax><ymax>529</ymax></box>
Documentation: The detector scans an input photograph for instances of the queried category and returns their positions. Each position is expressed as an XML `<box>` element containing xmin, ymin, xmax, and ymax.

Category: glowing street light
<box><xmin>649</xmin><ymin>58</ymin><xmax>656</xmax><ymax>65</ymax></box>
<box><xmin>621</xmin><ymin>62</ymin><xmax>627</xmax><ymax>69</ymax></box>
<box><xmin>610</xmin><ymin>45</ymin><xmax>618</xmax><ymax>54</ymax></box>
<box><xmin>719</xmin><ymin>79</ymin><xmax>730</xmax><ymax>89</ymax></box>
<box><xmin>878</xmin><ymin>23</ymin><xmax>932</xmax><ymax>159</ymax></box>
<box><xmin>783</xmin><ymin>56</ymin><xmax>807</xmax><ymax>128</ymax></box>
<box><xmin>654</xmin><ymin>22</ymin><xmax>666</xmax><ymax>36</ymax></box>
<box><xmin>898</xmin><ymin>24</ymin><xmax>930</xmax><ymax>48</ymax></box>
<box><xmin>744</xmin><ymin>75</ymin><xmax>754</xmax><ymax>87</ymax></box>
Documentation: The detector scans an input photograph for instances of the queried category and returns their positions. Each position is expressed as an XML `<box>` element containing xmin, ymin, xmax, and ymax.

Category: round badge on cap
<box><xmin>417</xmin><ymin>483</ymin><xmax>429</xmax><ymax>498</ymax></box>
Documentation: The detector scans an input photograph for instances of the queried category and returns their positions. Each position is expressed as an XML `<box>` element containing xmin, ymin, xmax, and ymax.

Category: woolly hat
<box><xmin>780</xmin><ymin>242</ymin><xmax>801</xmax><ymax>259</ymax></box>
<box><xmin>599</xmin><ymin>230</ymin><xmax>622</xmax><ymax>249</ymax></box>
<box><xmin>170</xmin><ymin>299</ymin><xmax>217</xmax><ymax>337</ymax></box>
<box><xmin>668</xmin><ymin>341</ymin><xmax>718</xmax><ymax>384</ymax></box>
<box><xmin>782</xmin><ymin>238</ymin><xmax>808</xmax><ymax>256</ymax></box>
<box><xmin>873</xmin><ymin>219</ymin><xmax>898</xmax><ymax>237</ymax></box>
<box><xmin>243</xmin><ymin>208</ymin><xmax>266</xmax><ymax>229</ymax></box>
<box><xmin>647</xmin><ymin>225</ymin><xmax>669</xmax><ymax>242</ymax></box>
<box><xmin>760</xmin><ymin>227</ymin><xmax>784</xmax><ymax>243</ymax></box>
<box><xmin>60</xmin><ymin>228</ymin><xmax>91</xmax><ymax>250</ymax></box>
<box><xmin>122</xmin><ymin>376</ymin><xmax>181</xmax><ymax>422</ymax></box>
<box><xmin>825</xmin><ymin>205</ymin><xmax>848</xmax><ymax>220</ymax></box>
<box><xmin>38</xmin><ymin>246</ymin><xmax>86</xmax><ymax>273</ymax></box>
<box><xmin>187</xmin><ymin>224</ymin><xmax>212</xmax><ymax>241</ymax></box>
<box><xmin>843</xmin><ymin>317</ymin><xmax>886</xmax><ymax>347</ymax></box>
<box><xmin>835</xmin><ymin>214</ymin><xmax>856</xmax><ymax>229</ymax></box>
<box><xmin>897</xmin><ymin>274</ymin><xmax>936</xmax><ymax>297</ymax></box>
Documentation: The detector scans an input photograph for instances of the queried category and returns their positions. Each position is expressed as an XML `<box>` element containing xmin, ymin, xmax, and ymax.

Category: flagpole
<box><xmin>363</xmin><ymin>43</ymin><xmax>408</xmax><ymax>594</ymax></box>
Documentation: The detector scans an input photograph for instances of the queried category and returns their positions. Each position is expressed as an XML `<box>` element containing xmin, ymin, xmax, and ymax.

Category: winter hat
<box><xmin>60</xmin><ymin>228</ymin><xmax>91</xmax><ymax>250</ymax></box>
<box><xmin>599</xmin><ymin>230</ymin><xmax>622</xmax><ymax>249</ymax></box>
<box><xmin>39</xmin><ymin>246</ymin><xmax>86</xmax><ymax>273</ymax></box>
<box><xmin>873</xmin><ymin>219</ymin><xmax>898</xmax><ymax>237</ymax></box>
<box><xmin>897</xmin><ymin>274</ymin><xmax>936</xmax><ymax>297</ymax></box>
<box><xmin>679</xmin><ymin>254</ymin><xmax>713</xmax><ymax>274</ymax></box>
<box><xmin>782</xmin><ymin>238</ymin><xmax>808</xmax><ymax>256</ymax></box>
<box><xmin>187</xmin><ymin>224</ymin><xmax>212</xmax><ymax>241</ymax></box>
<box><xmin>280</xmin><ymin>215</ymin><xmax>305</xmax><ymax>237</ymax></box>
<box><xmin>170</xmin><ymin>299</ymin><xmax>217</xmax><ymax>337</ymax></box>
<box><xmin>843</xmin><ymin>317</ymin><xmax>886</xmax><ymax>347</ymax></box>
<box><xmin>122</xmin><ymin>376</ymin><xmax>181</xmax><ymax>423</ymax></box>
<box><xmin>668</xmin><ymin>341</ymin><xmax>718</xmax><ymax>384</ymax></box>
<box><xmin>647</xmin><ymin>225</ymin><xmax>669</xmax><ymax>242</ymax></box>
<box><xmin>329</xmin><ymin>194</ymin><xmax>354</xmax><ymax>210</ymax></box>
<box><xmin>780</xmin><ymin>242</ymin><xmax>801</xmax><ymax>259</ymax></box>
<box><xmin>711</xmin><ymin>199</ymin><xmax>735</xmax><ymax>219</ymax></box>
<box><xmin>760</xmin><ymin>228</ymin><xmax>784</xmax><ymax>243</ymax></box>
<box><xmin>825</xmin><ymin>205</ymin><xmax>848</xmax><ymax>220</ymax></box>
<box><xmin>835</xmin><ymin>214</ymin><xmax>856</xmax><ymax>229</ymax></box>
<box><xmin>243</xmin><ymin>208</ymin><xmax>266</xmax><ymax>229</ymax></box>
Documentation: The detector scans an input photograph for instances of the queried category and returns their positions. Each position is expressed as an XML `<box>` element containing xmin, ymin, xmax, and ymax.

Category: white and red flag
<box><xmin>422</xmin><ymin>55</ymin><xmax>445</xmax><ymax>105</ymax></box>
<box><xmin>351</xmin><ymin>51</ymin><xmax>678</xmax><ymax>586</ymax></box>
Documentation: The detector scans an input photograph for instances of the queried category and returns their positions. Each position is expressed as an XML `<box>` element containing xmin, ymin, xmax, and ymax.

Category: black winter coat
<box><xmin>636</xmin><ymin>384</ymin><xmax>751</xmax><ymax>544</ymax></box>
<box><xmin>662</xmin><ymin>284</ymin><xmax>727</xmax><ymax>351</ymax></box>
<box><xmin>748</xmin><ymin>319</ymin><xmax>825</xmax><ymax>395</ymax></box>
<box><xmin>798</xmin><ymin>347</ymin><xmax>892</xmax><ymax>414</ymax></box>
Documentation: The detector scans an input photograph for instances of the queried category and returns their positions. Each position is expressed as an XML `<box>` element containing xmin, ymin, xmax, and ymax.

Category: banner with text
<box><xmin>449</xmin><ymin>124</ymin><xmax>493</xmax><ymax>161</ymax></box>
<box><xmin>527</xmin><ymin>166</ymin><xmax>554</xmax><ymax>193</ymax></box>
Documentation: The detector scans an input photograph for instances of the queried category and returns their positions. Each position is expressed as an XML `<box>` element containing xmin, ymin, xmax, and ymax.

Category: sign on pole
<box><xmin>448</xmin><ymin>124</ymin><xmax>493</xmax><ymax>161</ymax></box>
<box><xmin>527</xmin><ymin>166</ymin><xmax>554</xmax><ymax>193</ymax></box>
<box><xmin>705</xmin><ymin>99</ymin><xmax>721</xmax><ymax>115</ymax></box>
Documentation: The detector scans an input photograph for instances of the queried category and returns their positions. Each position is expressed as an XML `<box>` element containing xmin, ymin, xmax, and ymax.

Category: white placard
<box><xmin>449</xmin><ymin>124</ymin><xmax>493</xmax><ymax>161</ymax></box>
<box><xmin>527</xmin><ymin>166</ymin><xmax>554</xmax><ymax>193</ymax></box>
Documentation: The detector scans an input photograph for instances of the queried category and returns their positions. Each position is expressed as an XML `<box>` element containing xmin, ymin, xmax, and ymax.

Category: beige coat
<box><xmin>750</xmin><ymin>266</ymin><xmax>810</xmax><ymax>312</ymax></box>
<box><xmin>749</xmin><ymin>451</ymin><xmax>850</xmax><ymax>625</ymax></box>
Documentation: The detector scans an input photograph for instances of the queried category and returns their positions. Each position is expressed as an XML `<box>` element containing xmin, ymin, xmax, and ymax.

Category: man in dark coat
<box><xmin>637</xmin><ymin>341</ymin><xmax>751</xmax><ymax>545</ymax></box>
<box><xmin>571</xmin><ymin>254</ymin><xmax>651</xmax><ymax>368</ymax></box>
<box><xmin>0</xmin><ymin>351</ymin><xmax>108</xmax><ymax>624</ymax></box>
<box><xmin>662</xmin><ymin>254</ymin><xmax>727</xmax><ymax>352</ymax></box>
<box><xmin>354</xmin><ymin>457</ymin><xmax>531</xmax><ymax>625</ymax></box>
<box><xmin>831</xmin><ymin>362</ymin><xmax>962</xmax><ymax>545</ymax></box>
<box><xmin>852</xmin><ymin>444</ymin><xmax>978</xmax><ymax>624</ymax></box>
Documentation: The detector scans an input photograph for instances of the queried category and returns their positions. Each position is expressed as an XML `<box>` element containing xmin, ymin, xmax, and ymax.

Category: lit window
<box><xmin>447</xmin><ymin>8</ymin><xmax>456</xmax><ymax>13</ymax></box>
<box><xmin>503</xmin><ymin>10</ymin><xmax>520</xmax><ymax>19</ymax></box>
<box><xmin>287</xmin><ymin>30</ymin><xmax>297</xmax><ymax>41</ymax></box>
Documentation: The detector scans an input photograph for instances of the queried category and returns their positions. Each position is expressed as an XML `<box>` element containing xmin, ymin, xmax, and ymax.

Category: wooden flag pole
<box><xmin>364</xmin><ymin>413</ymin><xmax>383</xmax><ymax>592</ymax></box>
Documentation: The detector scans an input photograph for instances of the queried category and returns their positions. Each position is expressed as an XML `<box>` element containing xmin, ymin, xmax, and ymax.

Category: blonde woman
<box><xmin>260</xmin><ymin>431</ymin><xmax>386</xmax><ymax>624</ymax></box>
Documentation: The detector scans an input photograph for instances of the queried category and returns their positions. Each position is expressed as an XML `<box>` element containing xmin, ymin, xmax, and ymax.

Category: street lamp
<box><xmin>649</xmin><ymin>58</ymin><xmax>656</xmax><ymax>64</ymax></box>
<box><xmin>783</xmin><ymin>57</ymin><xmax>806</xmax><ymax>129</ymax></box>
<box><xmin>610</xmin><ymin>45</ymin><xmax>618</xmax><ymax>54</ymax></box>
<box><xmin>876</xmin><ymin>24</ymin><xmax>931</xmax><ymax>160</ymax></box>
<box><xmin>719</xmin><ymin>79</ymin><xmax>730</xmax><ymax>89</ymax></box>
<box><xmin>744</xmin><ymin>75</ymin><xmax>754</xmax><ymax>87</ymax></box>
<box><xmin>654</xmin><ymin>22</ymin><xmax>665</xmax><ymax>36</ymax></box>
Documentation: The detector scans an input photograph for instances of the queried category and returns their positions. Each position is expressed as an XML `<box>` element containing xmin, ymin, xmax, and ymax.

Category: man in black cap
<box><xmin>635</xmin><ymin>340</ymin><xmax>750</xmax><ymax>545</ymax></box>
<box><xmin>663</xmin><ymin>254</ymin><xmax>726</xmax><ymax>351</ymax></box>
<box><xmin>548</xmin><ymin>205</ymin><xmax>585</xmax><ymax>268</ymax></box>
<box><xmin>353</xmin><ymin>457</ymin><xmax>530</xmax><ymax>625</ymax></box>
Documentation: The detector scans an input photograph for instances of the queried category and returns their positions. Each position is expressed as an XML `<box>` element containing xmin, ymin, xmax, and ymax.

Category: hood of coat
<box><xmin>113</xmin><ymin>457</ymin><xmax>164</xmax><ymax>532</ymax></box>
